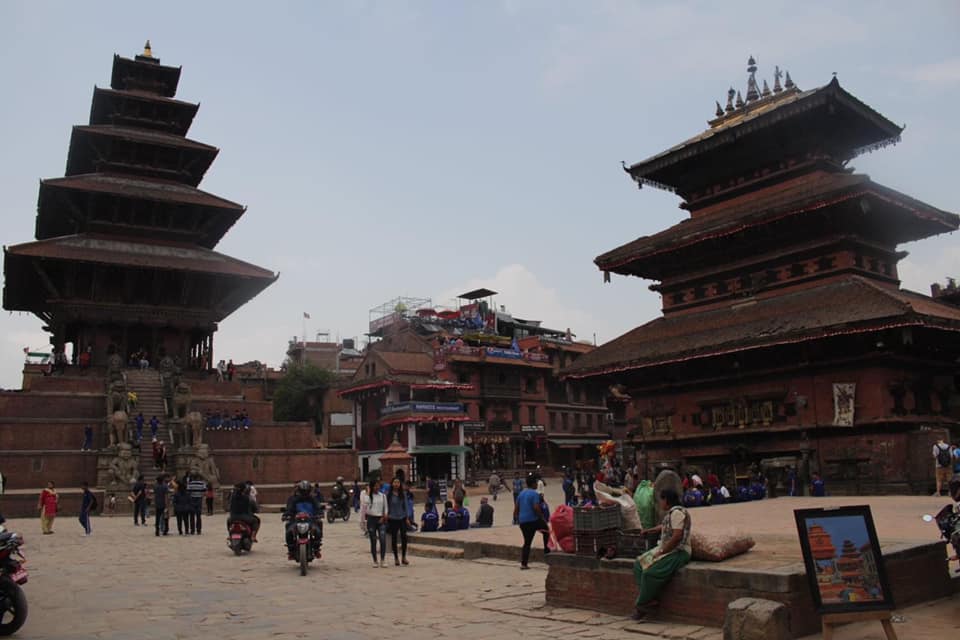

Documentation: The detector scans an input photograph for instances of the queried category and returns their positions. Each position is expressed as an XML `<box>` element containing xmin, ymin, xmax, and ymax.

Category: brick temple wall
<box><xmin>192</xmin><ymin>399</ymin><xmax>274</xmax><ymax>422</ymax></box>
<box><xmin>215</xmin><ymin>449</ymin><xmax>356</xmax><ymax>485</ymax></box>
<box><xmin>0</xmin><ymin>451</ymin><xmax>99</xmax><ymax>490</ymax></box>
<box><xmin>203</xmin><ymin>422</ymin><xmax>315</xmax><ymax>450</ymax></box>
<box><xmin>0</xmin><ymin>392</ymin><xmax>103</xmax><ymax>420</ymax></box>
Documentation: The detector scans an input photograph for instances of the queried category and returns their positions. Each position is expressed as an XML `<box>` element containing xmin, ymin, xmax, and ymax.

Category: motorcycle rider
<box><xmin>330</xmin><ymin>476</ymin><xmax>349</xmax><ymax>515</ymax></box>
<box><xmin>227</xmin><ymin>481</ymin><xmax>260</xmax><ymax>542</ymax></box>
<box><xmin>283</xmin><ymin>480</ymin><xmax>323</xmax><ymax>558</ymax></box>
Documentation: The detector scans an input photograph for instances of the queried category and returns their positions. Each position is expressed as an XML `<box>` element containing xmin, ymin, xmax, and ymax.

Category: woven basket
<box><xmin>573</xmin><ymin>528</ymin><xmax>618</xmax><ymax>557</ymax></box>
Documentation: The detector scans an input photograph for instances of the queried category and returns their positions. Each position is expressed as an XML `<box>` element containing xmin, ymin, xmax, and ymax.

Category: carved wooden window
<box><xmin>790</xmin><ymin>263</ymin><xmax>805</xmax><ymax>277</ymax></box>
<box><xmin>715</xmin><ymin>280</ymin><xmax>729</xmax><ymax>295</ymax></box>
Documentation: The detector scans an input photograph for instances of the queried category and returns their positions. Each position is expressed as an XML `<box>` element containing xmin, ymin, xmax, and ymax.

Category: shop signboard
<box><xmin>521</xmin><ymin>424</ymin><xmax>545</xmax><ymax>433</ymax></box>
<box><xmin>463</xmin><ymin>421</ymin><xmax>486</xmax><ymax>432</ymax></box>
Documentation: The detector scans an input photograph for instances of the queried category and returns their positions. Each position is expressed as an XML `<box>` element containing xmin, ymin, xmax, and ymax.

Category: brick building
<box><xmin>563</xmin><ymin>60</ymin><xmax>960</xmax><ymax>494</ymax></box>
<box><xmin>339</xmin><ymin>292</ymin><xmax>606</xmax><ymax>482</ymax></box>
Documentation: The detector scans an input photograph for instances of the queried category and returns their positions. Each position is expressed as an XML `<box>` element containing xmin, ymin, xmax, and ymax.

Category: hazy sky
<box><xmin>2</xmin><ymin>1</ymin><xmax>958</xmax><ymax>389</ymax></box>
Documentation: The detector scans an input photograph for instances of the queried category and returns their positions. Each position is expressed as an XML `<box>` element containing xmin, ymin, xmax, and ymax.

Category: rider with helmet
<box><xmin>330</xmin><ymin>476</ymin><xmax>348</xmax><ymax>514</ymax></box>
<box><xmin>283</xmin><ymin>480</ymin><xmax>323</xmax><ymax>558</ymax></box>
<box><xmin>227</xmin><ymin>481</ymin><xmax>260</xmax><ymax>541</ymax></box>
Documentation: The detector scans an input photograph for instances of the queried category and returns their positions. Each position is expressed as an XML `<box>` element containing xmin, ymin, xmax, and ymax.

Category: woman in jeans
<box><xmin>361</xmin><ymin>479</ymin><xmax>387</xmax><ymax>568</ymax></box>
<box><xmin>386</xmin><ymin>477</ymin><xmax>412</xmax><ymax>565</ymax></box>
<box><xmin>513</xmin><ymin>474</ymin><xmax>548</xmax><ymax>569</ymax></box>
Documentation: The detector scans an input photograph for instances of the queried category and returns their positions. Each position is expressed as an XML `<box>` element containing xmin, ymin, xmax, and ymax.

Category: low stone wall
<box><xmin>20</xmin><ymin>373</ymin><xmax>105</xmax><ymax>394</ymax></box>
<box><xmin>544</xmin><ymin>540</ymin><xmax>954</xmax><ymax>638</ymax></box>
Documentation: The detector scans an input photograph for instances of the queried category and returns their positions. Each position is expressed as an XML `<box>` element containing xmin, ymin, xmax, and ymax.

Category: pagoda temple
<box><xmin>564</xmin><ymin>58</ymin><xmax>960</xmax><ymax>493</ymax></box>
<box><xmin>3</xmin><ymin>43</ymin><xmax>277</xmax><ymax>367</ymax></box>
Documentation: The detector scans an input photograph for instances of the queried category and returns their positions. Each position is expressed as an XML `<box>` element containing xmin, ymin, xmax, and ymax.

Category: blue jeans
<box><xmin>79</xmin><ymin>510</ymin><xmax>91</xmax><ymax>534</ymax></box>
<box><xmin>366</xmin><ymin>515</ymin><xmax>386</xmax><ymax>562</ymax></box>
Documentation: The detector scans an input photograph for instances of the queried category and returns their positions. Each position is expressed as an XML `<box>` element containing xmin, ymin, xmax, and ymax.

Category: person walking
<box><xmin>79</xmin><ymin>481</ymin><xmax>96</xmax><ymax>536</ymax></box>
<box><xmin>452</xmin><ymin>479</ymin><xmax>466</xmax><ymax>507</ymax></box>
<box><xmin>514</xmin><ymin>474</ymin><xmax>549</xmax><ymax>569</ymax></box>
<box><xmin>205</xmin><ymin>484</ymin><xmax>215</xmax><ymax>516</ymax></box>
<box><xmin>386</xmin><ymin>478</ymin><xmax>412</xmax><ymax>566</ymax></box>
<box><xmin>934</xmin><ymin>437</ymin><xmax>954</xmax><ymax>497</ymax></box>
<box><xmin>362</xmin><ymin>479</ymin><xmax>388</xmax><ymax>567</ymax></box>
<box><xmin>153</xmin><ymin>475</ymin><xmax>170</xmax><ymax>536</ymax></box>
<box><xmin>131</xmin><ymin>474</ymin><xmax>147</xmax><ymax>525</ymax></box>
<box><xmin>173</xmin><ymin>481</ymin><xmax>191</xmax><ymax>535</ymax></box>
<box><xmin>81</xmin><ymin>425</ymin><xmax>94</xmax><ymax>451</ymax></box>
<box><xmin>488</xmin><ymin>470</ymin><xmax>502</xmax><ymax>501</ymax></box>
<box><xmin>38</xmin><ymin>480</ymin><xmax>59</xmax><ymax>534</ymax></box>
<box><xmin>134</xmin><ymin>413</ymin><xmax>145</xmax><ymax>444</ymax></box>
<box><xmin>187</xmin><ymin>474</ymin><xmax>207</xmax><ymax>535</ymax></box>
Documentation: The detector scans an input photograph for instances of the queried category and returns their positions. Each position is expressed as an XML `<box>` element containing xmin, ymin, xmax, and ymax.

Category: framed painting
<box><xmin>794</xmin><ymin>505</ymin><xmax>894</xmax><ymax>614</ymax></box>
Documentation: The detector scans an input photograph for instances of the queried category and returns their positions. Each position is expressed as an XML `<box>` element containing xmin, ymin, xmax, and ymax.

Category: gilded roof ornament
<box><xmin>725</xmin><ymin>88</ymin><xmax>736</xmax><ymax>113</ymax></box>
<box><xmin>715</xmin><ymin>101</ymin><xmax>724</xmax><ymax>117</ymax></box>
<box><xmin>143</xmin><ymin>40</ymin><xmax>153</xmax><ymax>58</ymax></box>
<box><xmin>773</xmin><ymin>66</ymin><xmax>783</xmax><ymax>93</ymax></box>
<box><xmin>746</xmin><ymin>56</ymin><xmax>760</xmax><ymax>102</ymax></box>
<box><xmin>784</xmin><ymin>71</ymin><xmax>795</xmax><ymax>90</ymax></box>
<box><xmin>735</xmin><ymin>90</ymin><xmax>744</xmax><ymax>109</ymax></box>
<box><xmin>761</xmin><ymin>79</ymin><xmax>771</xmax><ymax>98</ymax></box>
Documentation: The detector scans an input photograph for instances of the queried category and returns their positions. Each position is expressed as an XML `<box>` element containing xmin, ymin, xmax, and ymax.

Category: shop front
<box><xmin>548</xmin><ymin>434</ymin><xmax>610</xmax><ymax>470</ymax></box>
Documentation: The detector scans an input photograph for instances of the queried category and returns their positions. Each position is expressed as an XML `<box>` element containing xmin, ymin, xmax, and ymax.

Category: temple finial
<box><xmin>761</xmin><ymin>79</ymin><xmax>771</xmax><ymax>97</ymax></box>
<box><xmin>784</xmin><ymin>70</ymin><xmax>795</xmax><ymax>90</ymax></box>
<box><xmin>143</xmin><ymin>40</ymin><xmax>153</xmax><ymax>58</ymax></box>
<box><xmin>746</xmin><ymin>56</ymin><xmax>760</xmax><ymax>102</ymax></box>
<box><xmin>735</xmin><ymin>90</ymin><xmax>744</xmax><ymax>109</ymax></box>
<box><xmin>715</xmin><ymin>101</ymin><xmax>724</xmax><ymax>117</ymax></box>
<box><xmin>725</xmin><ymin>87</ymin><xmax>735</xmax><ymax>113</ymax></box>
<box><xmin>773</xmin><ymin>66</ymin><xmax>783</xmax><ymax>93</ymax></box>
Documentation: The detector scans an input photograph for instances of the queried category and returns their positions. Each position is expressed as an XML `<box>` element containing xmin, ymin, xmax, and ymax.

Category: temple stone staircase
<box><xmin>124</xmin><ymin>369</ymin><xmax>169</xmax><ymax>481</ymax></box>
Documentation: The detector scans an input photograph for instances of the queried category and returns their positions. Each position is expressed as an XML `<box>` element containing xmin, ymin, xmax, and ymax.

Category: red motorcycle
<box><xmin>226</xmin><ymin>520</ymin><xmax>254</xmax><ymax>556</ymax></box>
<box><xmin>0</xmin><ymin>522</ymin><xmax>28</xmax><ymax>636</ymax></box>
<box><xmin>287</xmin><ymin>511</ymin><xmax>322</xmax><ymax>576</ymax></box>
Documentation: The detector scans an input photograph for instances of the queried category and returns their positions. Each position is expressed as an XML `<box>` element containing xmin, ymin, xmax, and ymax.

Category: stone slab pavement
<box><xmin>2</xmin><ymin>492</ymin><xmax>956</xmax><ymax>639</ymax></box>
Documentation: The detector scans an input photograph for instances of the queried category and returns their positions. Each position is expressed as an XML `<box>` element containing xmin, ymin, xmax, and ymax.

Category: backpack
<box><xmin>937</xmin><ymin>444</ymin><xmax>952</xmax><ymax>468</ymax></box>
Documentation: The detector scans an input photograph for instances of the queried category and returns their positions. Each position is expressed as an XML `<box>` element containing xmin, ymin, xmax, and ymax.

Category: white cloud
<box><xmin>900</xmin><ymin>58</ymin><xmax>960</xmax><ymax>88</ymax></box>
<box><xmin>437</xmin><ymin>264</ymin><xmax>603</xmax><ymax>343</ymax></box>
<box><xmin>0</xmin><ymin>317</ymin><xmax>50</xmax><ymax>390</ymax></box>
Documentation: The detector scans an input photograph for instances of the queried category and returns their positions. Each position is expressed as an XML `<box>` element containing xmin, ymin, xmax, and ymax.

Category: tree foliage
<box><xmin>272</xmin><ymin>362</ymin><xmax>337</xmax><ymax>422</ymax></box>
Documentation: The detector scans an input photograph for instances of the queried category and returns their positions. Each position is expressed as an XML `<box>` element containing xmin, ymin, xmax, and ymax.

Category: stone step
<box><xmin>405</xmin><ymin>543</ymin><xmax>464</xmax><ymax>560</ymax></box>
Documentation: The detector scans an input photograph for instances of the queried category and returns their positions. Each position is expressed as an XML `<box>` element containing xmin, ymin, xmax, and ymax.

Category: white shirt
<box><xmin>691</xmin><ymin>474</ymin><xmax>703</xmax><ymax>487</ymax></box>
<box><xmin>719</xmin><ymin>485</ymin><xmax>731</xmax><ymax>498</ymax></box>
<box><xmin>536</xmin><ymin>479</ymin><xmax>546</xmax><ymax>495</ymax></box>
<box><xmin>362</xmin><ymin>491</ymin><xmax>387</xmax><ymax>517</ymax></box>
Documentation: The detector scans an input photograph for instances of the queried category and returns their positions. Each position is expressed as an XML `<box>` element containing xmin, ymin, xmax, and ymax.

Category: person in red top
<box><xmin>38</xmin><ymin>480</ymin><xmax>59</xmax><ymax>534</ymax></box>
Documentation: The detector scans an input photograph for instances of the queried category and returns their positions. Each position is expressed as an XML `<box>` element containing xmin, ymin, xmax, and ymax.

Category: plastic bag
<box><xmin>634</xmin><ymin>480</ymin><xmax>656</xmax><ymax>530</ymax></box>
<box><xmin>549</xmin><ymin>504</ymin><xmax>575</xmax><ymax>552</ymax></box>
<box><xmin>594</xmin><ymin>481</ymin><xmax>642</xmax><ymax>530</ymax></box>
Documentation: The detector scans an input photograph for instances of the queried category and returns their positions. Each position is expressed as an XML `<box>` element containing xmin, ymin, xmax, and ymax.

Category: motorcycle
<box><xmin>285</xmin><ymin>512</ymin><xmax>322</xmax><ymax>576</ymax></box>
<box><xmin>326</xmin><ymin>490</ymin><xmax>353</xmax><ymax>523</ymax></box>
<box><xmin>0</xmin><ymin>519</ymin><xmax>28</xmax><ymax>636</ymax></box>
<box><xmin>226</xmin><ymin>520</ymin><xmax>254</xmax><ymax>556</ymax></box>
<box><xmin>922</xmin><ymin>504</ymin><xmax>960</xmax><ymax>574</ymax></box>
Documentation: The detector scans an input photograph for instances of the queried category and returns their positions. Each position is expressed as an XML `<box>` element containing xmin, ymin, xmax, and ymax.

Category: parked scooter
<box><xmin>0</xmin><ymin>516</ymin><xmax>28</xmax><ymax>636</ymax></box>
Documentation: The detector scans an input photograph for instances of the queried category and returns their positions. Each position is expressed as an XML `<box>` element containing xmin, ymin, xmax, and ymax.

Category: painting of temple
<box><xmin>804</xmin><ymin>517</ymin><xmax>885</xmax><ymax>604</ymax></box>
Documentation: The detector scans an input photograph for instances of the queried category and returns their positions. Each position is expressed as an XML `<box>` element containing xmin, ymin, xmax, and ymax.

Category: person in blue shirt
<box><xmin>811</xmin><ymin>472</ymin><xmax>826</xmax><ymax>497</ymax></box>
<box><xmin>81</xmin><ymin>425</ymin><xmax>94</xmax><ymax>451</ymax></box>
<box><xmin>421</xmin><ymin>502</ymin><xmax>439</xmax><ymax>532</ymax></box>
<box><xmin>79</xmin><ymin>481</ymin><xmax>95</xmax><ymax>535</ymax></box>
<box><xmin>441</xmin><ymin>501</ymin><xmax>459</xmax><ymax>531</ymax></box>
<box><xmin>134</xmin><ymin>413</ymin><xmax>145</xmax><ymax>443</ymax></box>
<box><xmin>457</xmin><ymin>504</ymin><xmax>470</xmax><ymax>529</ymax></box>
<box><xmin>513</xmin><ymin>475</ymin><xmax>549</xmax><ymax>569</ymax></box>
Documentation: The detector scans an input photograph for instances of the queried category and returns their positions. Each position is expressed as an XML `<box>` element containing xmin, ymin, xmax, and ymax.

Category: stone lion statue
<box><xmin>184</xmin><ymin>410</ymin><xmax>204</xmax><ymax>447</ymax></box>
<box><xmin>107</xmin><ymin>353</ymin><xmax>123</xmax><ymax>383</ymax></box>
<box><xmin>108</xmin><ymin>410</ymin><xmax>128</xmax><ymax>447</ymax></box>
<box><xmin>107</xmin><ymin>380</ymin><xmax>127</xmax><ymax>415</ymax></box>
<box><xmin>108</xmin><ymin>443</ymin><xmax>138</xmax><ymax>487</ymax></box>
<box><xmin>193</xmin><ymin>444</ymin><xmax>220</xmax><ymax>487</ymax></box>
<box><xmin>173</xmin><ymin>382</ymin><xmax>192</xmax><ymax>419</ymax></box>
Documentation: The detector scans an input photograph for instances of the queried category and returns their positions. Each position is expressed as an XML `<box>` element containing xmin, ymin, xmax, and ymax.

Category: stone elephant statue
<box><xmin>107</xmin><ymin>381</ymin><xmax>127</xmax><ymax>415</ymax></box>
<box><xmin>108</xmin><ymin>410</ymin><xmax>128</xmax><ymax>447</ymax></box>
<box><xmin>184</xmin><ymin>410</ymin><xmax>204</xmax><ymax>447</ymax></box>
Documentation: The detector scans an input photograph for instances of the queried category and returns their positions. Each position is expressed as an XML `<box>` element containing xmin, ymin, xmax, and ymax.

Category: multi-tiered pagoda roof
<box><xmin>3</xmin><ymin>43</ymin><xmax>276</xmax><ymax>365</ymax></box>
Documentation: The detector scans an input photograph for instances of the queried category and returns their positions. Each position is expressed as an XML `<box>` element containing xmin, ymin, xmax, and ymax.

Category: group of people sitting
<box><xmin>205</xmin><ymin>410</ymin><xmax>251</xmax><ymax>431</ymax></box>
<box><xmin>420</xmin><ymin>497</ymin><xmax>494</xmax><ymax>531</ymax></box>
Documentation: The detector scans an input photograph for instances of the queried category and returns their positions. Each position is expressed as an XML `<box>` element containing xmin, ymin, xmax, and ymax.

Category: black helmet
<box><xmin>297</xmin><ymin>480</ymin><xmax>311</xmax><ymax>493</ymax></box>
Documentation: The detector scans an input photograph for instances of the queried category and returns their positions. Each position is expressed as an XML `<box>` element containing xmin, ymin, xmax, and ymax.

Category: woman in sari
<box><xmin>38</xmin><ymin>480</ymin><xmax>59</xmax><ymax>534</ymax></box>
<box><xmin>632</xmin><ymin>488</ymin><xmax>691</xmax><ymax>619</ymax></box>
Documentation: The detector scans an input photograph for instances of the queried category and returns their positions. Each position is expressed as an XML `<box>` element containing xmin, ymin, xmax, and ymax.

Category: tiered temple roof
<box><xmin>3</xmin><ymin>43</ymin><xmax>275</xmax><ymax>361</ymax></box>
